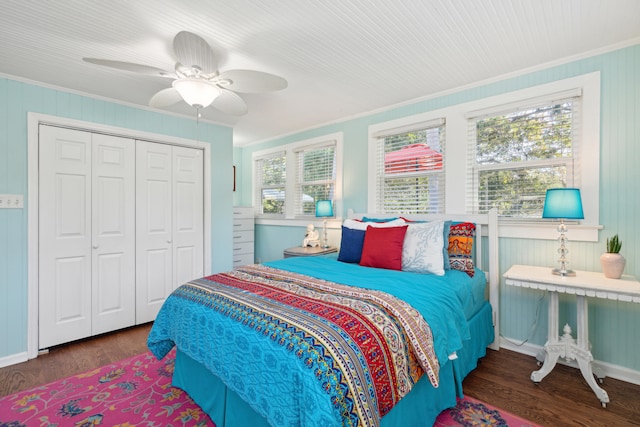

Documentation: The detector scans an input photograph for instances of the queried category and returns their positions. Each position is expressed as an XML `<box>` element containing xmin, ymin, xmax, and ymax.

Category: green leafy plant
<box><xmin>605</xmin><ymin>234</ymin><xmax>622</xmax><ymax>253</ymax></box>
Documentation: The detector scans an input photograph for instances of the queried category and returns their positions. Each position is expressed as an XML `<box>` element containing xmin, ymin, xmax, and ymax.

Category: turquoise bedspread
<box><xmin>148</xmin><ymin>258</ymin><xmax>487</xmax><ymax>427</ymax></box>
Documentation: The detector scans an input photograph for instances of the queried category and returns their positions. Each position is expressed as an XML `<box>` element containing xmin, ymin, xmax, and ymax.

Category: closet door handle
<box><xmin>167</xmin><ymin>239</ymin><xmax>172</xmax><ymax>244</ymax></box>
<box><xmin>92</xmin><ymin>244</ymin><xmax>99</xmax><ymax>249</ymax></box>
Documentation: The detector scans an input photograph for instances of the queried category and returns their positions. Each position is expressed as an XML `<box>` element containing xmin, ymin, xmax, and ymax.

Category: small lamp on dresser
<box><xmin>315</xmin><ymin>200</ymin><xmax>333</xmax><ymax>249</ymax></box>
<box><xmin>542</xmin><ymin>188</ymin><xmax>584</xmax><ymax>277</ymax></box>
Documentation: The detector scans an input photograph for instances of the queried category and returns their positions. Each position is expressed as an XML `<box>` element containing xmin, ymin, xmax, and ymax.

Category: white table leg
<box><xmin>574</xmin><ymin>295</ymin><xmax>610</xmax><ymax>406</ymax></box>
<box><xmin>531</xmin><ymin>291</ymin><xmax>559</xmax><ymax>383</ymax></box>
<box><xmin>531</xmin><ymin>292</ymin><xmax>610</xmax><ymax>406</ymax></box>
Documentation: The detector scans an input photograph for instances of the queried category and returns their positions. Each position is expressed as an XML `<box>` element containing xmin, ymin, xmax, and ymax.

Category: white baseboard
<box><xmin>0</xmin><ymin>351</ymin><xmax>28</xmax><ymax>369</ymax></box>
<box><xmin>499</xmin><ymin>337</ymin><xmax>640</xmax><ymax>386</ymax></box>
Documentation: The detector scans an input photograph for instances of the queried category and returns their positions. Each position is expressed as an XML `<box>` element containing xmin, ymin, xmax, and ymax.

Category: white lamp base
<box><xmin>552</xmin><ymin>268</ymin><xmax>576</xmax><ymax>277</ymax></box>
<box><xmin>322</xmin><ymin>218</ymin><xmax>329</xmax><ymax>248</ymax></box>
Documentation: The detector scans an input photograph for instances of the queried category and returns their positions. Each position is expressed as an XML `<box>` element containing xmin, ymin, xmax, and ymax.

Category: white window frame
<box><xmin>369</xmin><ymin>72</ymin><xmax>601</xmax><ymax>241</ymax></box>
<box><xmin>253</xmin><ymin>132</ymin><xmax>343</xmax><ymax>226</ymax></box>
<box><xmin>254</xmin><ymin>150</ymin><xmax>287</xmax><ymax>217</ymax></box>
<box><xmin>370</xmin><ymin>118</ymin><xmax>446</xmax><ymax>214</ymax></box>
<box><xmin>466</xmin><ymin>88</ymin><xmax>583</xmax><ymax>218</ymax></box>
<box><xmin>294</xmin><ymin>141</ymin><xmax>337</xmax><ymax>216</ymax></box>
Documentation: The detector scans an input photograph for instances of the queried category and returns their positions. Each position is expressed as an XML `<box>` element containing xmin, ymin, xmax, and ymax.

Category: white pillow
<box><xmin>342</xmin><ymin>218</ymin><xmax>405</xmax><ymax>231</ymax></box>
<box><xmin>401</xmin><ymin>220</ymin><xmax>445</xmax><ymax>275</ymax></box>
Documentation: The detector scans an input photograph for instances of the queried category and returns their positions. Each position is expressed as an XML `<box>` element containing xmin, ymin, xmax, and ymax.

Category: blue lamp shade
<box><xmin>542</xmin><ymin>188</ymin><xmax>584</xmax><ymax>219</ymax></box>
<box><xmin>315</xmin><ymin>200</ymin><xmax>333</xmax><ymax>218</ymax></box>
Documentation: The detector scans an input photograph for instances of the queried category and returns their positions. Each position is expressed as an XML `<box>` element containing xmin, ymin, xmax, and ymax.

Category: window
<box><xmin>254</xmin><ymin>151</ymin><xmax>286</xmax><ymax>215</ymax></box>
<box><xmin>369</xmin><ymin>73</ymin><xmax>600</xmax><ymax>241</ymax></box>
<box><xmin>467</xmin><ymin>90</ymin><xmax>581</xmax><ymax>218</ymax></box>
<box><xmin>294</xmin><ymin>142</ymin><xmax>336</xmax><ymax>215</ymax></box>
<box><xmin>253</xmin><ymin>133</ymin><xmax>343</xmax><ymax>221</ymax></box>
<box><xmin>372</xmin><ymin>118</ymin><xmax>445</xmax><ymax>214</ymax></box>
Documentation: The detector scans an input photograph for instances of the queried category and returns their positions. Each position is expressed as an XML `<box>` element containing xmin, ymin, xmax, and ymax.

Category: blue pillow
<box><xmin>337</xmin><ymin>226</ymin><xmax>366</xmax><ymax>263</ymax></box>
<box><xmin>443</xmin><ymin>220</ymin><xmax>452</xmax><ymax>269</ymax></box>
<box><xmin>361</xmin><ymin>216</ymin><xmax>398</xmax><ymax>223</ymax></box>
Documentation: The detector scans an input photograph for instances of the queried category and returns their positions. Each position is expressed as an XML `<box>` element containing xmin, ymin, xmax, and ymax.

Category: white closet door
<box><xmin>39</xmin><ymin>126</ymin><xmax>92</xmax><ymax>348</ymax></box>
<box><xmin>173</xmin><ymin>146</ymin><xmax>204</xmax><ymax>288</ymax></box>
<box><xmin>136</xmin><ymin>141</ymin><xmax>173</xmax><ymax>324</ymax></box>
<box><xmin>91</xmin><ymin>134</ymin><xmax>135</xmax><ymax>334</ymax></box>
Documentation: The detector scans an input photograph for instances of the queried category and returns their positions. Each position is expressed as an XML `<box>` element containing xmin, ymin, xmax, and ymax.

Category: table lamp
<box><xmin>315</xmin><ymin>200</ymin><xmax>333</xmax><ymax>248</ymax></box>
<box><xmin>542</xmin><ymin>188</ymin><xmax>584</xmax><ymax>276</ymax></box>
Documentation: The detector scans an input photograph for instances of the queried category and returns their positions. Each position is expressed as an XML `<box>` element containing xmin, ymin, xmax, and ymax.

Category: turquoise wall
<box><xmin>0</xmin><ymin>77</ymin><xmax>234</xmax><ymax>360</ymax></box>
<box><xmin>237</xmin><ymin>44</ymin><xmax>640</xmax><ymax>372</ymax></box>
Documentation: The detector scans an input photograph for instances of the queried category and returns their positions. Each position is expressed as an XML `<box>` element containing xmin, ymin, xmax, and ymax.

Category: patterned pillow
<box><xmin>401</xmin><ymin>220</ymin><xmax>445</xmax><ymax>275</ymax></box>
<box><xmin>448</xmin><ymin>222</ymin><xmax>475</xmax><ymax>277</ymax></box>
<box><xmin>402</xmin><ymin>217</ymin><xmax>452</xmax><ymax>270</ymax></box>
<box><xmin>360</xmin><ymin>225</ymin><xmax>408</xmax><ymax>270</ymax></box>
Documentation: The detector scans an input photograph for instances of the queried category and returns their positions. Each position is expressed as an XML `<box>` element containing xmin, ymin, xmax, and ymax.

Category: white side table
<box><xmin>283</xmin><ymin>246</ymin><xmax>337</xmax><ymax>258</ymax></box>
<box><xmin>504</xmin><ymin>264</ymin><xmax>640</xmax><ymax>407</ymax></box>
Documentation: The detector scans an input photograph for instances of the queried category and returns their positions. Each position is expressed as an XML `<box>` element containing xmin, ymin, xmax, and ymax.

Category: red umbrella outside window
<box><xmin>384</xmin><ymin>143</ymin><xmax>443</xmax><ymax>174</ymax></box>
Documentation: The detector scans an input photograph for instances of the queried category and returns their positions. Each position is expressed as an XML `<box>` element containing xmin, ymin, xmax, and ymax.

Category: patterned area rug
<box><xmin>0</xmin><ymin>348</ymin><xmax>213</xmax><ymax>427</ymax></box>
<box><xmin>434</xmin><ymin>395</ymin><xmax>543</xmax><ymax>427</ymax></box>
<box><xmin>0</xmin><ymin>349</ymin><xmax>540</xmax><ymax>427</ymax></box>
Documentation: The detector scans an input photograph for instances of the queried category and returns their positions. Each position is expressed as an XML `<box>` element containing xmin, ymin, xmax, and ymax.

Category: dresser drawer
<box><xmin>232</xmin><ymin>218</ymin><xmax>254</xmax><ymax>231</ymax></box>
<box><xmin>233</xmin><ymin>241</ymin><xmax>254</xmax><ymax>255</ymax></box>
<box><xmin>233</xmin><ymin>252</ymin><xmax>254</xmax><ymax>267</ymax></box>
<box><xmin>233</xmin><ymin>229</ymin><xmax>254</xmax><ymax>243</ymax></box>
<box><xmin>232</xmin><ymin>207</ymin><xmax>254</xmax><ymax>219</ymax></box>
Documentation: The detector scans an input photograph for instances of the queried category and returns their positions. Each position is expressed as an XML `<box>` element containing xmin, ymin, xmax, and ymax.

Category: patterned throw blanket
<box><xmin>148</xmin><ymin>264</ymin><xmax>440</xmax><ymax>427</ymax></box>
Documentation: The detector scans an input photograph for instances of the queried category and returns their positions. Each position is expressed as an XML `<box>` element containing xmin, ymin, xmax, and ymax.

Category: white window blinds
<box><xmin>373</xmin><ymin>118</ymin><xmax>445</xmax><ymax>214</ymax></box>
<box><xmin>294</xmin><ymin>141</ymin><xmax>336</xmax><ymax>216</ymax></box>
<box><xmin>254</xmin><ymin>151</ymin><xmax>286</xmax><ymax>216</ymax></box>
<box><xmin>466</xmin><ymin>91</ymin><xmax>582</xmax><ymax>217</ymax></box>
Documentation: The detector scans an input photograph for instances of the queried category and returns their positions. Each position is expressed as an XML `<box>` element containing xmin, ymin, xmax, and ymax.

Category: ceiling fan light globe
<box><xmin>172</xmin><ymin>78</ymin><xmax>220</xmax><ymax>108</ymax></box>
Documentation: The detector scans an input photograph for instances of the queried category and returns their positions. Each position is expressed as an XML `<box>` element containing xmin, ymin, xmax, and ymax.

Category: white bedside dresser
<box><xmin>232</xmin><ymin>207</ymin><xmax>254</xmax><ymax>267</ymax></box>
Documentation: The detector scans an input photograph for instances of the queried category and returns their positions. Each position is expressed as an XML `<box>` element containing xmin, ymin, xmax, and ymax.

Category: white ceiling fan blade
<box><xmin>149</xmin><ymin>87</ymin><xmax>184</xmax><ymax>108</ymax></box>
<box><xmin>217</xmin><ymin>70</ymin><xmax>288</xmax><ymax>93</ymax></box>
<box><xmin>173</xmin><ymin>31</ymin><xmax>217</xmax><ymax>74</ymax></box>
<box><xmin>83</xmin><ymin>58</ymin><xmax>175</xmax><ymax>78</ymax></box>
<box><xmin>211</xmin><ymin>89</ymin><xmax>248</xmax><ymax>116</ymax></box>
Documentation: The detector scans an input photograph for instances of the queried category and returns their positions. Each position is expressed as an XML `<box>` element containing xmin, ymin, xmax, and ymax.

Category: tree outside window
<box><xmin>256</xmin><ymin>153</ymin><xmax>286</xmax><ymax>215</ymax></box>
<box><xmin>470</xmin><ymin>98</ymin><xmax>579</xmax><ymax>218</ymax></box>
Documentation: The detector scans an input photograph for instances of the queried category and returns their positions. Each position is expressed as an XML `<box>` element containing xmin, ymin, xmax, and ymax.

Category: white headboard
<box><xmin>347</xmin><ymin>208</ymin><xmax>500</xmax><ymax>350</ymax></box>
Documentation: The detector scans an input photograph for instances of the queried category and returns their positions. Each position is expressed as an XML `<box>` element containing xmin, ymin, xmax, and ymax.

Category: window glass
<box><xmin>468</xmin><ymin>96</ymin><xmax>580</xmax><ymax>218</ymax></box>
<box><xmin>296</xmin><ymin>144</ymin><xmax>336</xmax><ymax>215</ymax></box>
<box><xmin>253</xmin><ymin>133</ymin><xmax>342</xmax><ymax>220</ymax></box>
<box><xmin>255</xmin><ymin>152</ymin><xmax>286</xmax><ymax>215</ymax></box>
<box><xmin>374</xmin><ymin>121</ymin><xmax>445</xmax><ymax>214</ymax></box>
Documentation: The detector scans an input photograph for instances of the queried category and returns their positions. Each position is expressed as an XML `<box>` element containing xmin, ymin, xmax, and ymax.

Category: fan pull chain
<box><xmin>195</xmin><ymin>107</ymin><xmax>201</xmax><ymax>142</ymax></box>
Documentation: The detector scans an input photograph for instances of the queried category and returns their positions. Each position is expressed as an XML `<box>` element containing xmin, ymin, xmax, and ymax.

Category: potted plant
<box><xmin>600</xmin><ymin>234</ymin><xmax>626</xmax><ymax>279</ymax></box>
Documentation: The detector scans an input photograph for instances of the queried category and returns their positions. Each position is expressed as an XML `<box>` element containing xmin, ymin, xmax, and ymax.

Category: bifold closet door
<box><xmin>136</xmin><ymin>141</ymin><xmax>204</xmax><ymax>324</ymax></box>
<box><xmin>39</xmin><ymin>126</ymin><xmax>135</xmax><ymax>349</ymax></box>
<box><xmin>172</xmin><ymin>146</ymin><xmax>204</xmax><ymax>288</ymax></box>
<box><xmin>91</xmin><ymin>133</ymin><xmax>136</xmax><ymax>335</ymax></box>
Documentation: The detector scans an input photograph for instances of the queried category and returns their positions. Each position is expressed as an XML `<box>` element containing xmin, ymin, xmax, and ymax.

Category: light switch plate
<box><xmin>0</xmin><ymin>194</ymin><xmax>24</xmax><ymax>209</ymax></box>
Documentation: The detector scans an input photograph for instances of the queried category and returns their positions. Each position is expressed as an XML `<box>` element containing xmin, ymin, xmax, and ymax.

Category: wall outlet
<box><xmin>0</xmin><ymin>194</ymin><xmax>24</xmax><ymax>209</ymax></box>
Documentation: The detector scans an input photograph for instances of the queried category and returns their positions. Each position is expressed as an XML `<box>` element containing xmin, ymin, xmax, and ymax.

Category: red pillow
<box><xmin>359</xmin><ymin>225</ymin><xmax>408</xmax><ymax>270</ymax></box>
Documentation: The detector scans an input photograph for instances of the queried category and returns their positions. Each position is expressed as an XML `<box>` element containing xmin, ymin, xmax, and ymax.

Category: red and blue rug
<box><xmin>0</xmin><ymin>349</ymin><xmax>541</xmax><ymax>427</ymax></box>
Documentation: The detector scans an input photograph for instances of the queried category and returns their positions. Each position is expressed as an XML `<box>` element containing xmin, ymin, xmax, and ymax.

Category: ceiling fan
<box><xmin>83</xmin><ymin>31</ymin><xmax>287</xmax><ymax>116</ymax></box>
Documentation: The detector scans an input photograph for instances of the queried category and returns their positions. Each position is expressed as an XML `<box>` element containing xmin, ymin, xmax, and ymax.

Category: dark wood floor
<box><xmin>1</xmin><ymin>324</ymin><xmax>639</xmax><ymax>426</ymax></box>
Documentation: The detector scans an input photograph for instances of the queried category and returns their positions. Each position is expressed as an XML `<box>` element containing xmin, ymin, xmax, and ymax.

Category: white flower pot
<box><xmin>600</xmin><ymin>253</ymin><xmax>626</xmax><ymax>279</ymax></box>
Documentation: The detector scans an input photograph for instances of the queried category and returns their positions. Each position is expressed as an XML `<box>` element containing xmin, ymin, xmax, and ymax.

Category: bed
<box><xmin>148</xmin><ymin>209</ymin><xmax>499</xmax><ymax>427</ymax></box>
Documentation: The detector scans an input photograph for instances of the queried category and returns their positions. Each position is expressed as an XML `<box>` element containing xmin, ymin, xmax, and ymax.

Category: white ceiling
<box><xmin>1</xmin><ymin>1</ymin><xmax>639</xmax><ymax>145</ymax></box>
